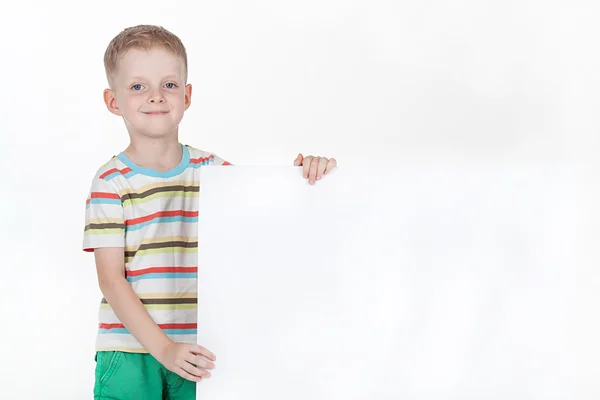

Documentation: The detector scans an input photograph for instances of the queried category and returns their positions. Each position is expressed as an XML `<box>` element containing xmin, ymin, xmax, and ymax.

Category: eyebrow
<box><xmin>128</xmin><ymin>75</ymin><xmax>181</xmax><ymax>82</ymax></box>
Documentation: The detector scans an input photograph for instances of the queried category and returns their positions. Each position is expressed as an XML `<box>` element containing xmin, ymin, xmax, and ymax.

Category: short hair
<box><xmin>103</xmin><ymin>24</ymin><xmax>188</xmax><ymax>85</ymax></box>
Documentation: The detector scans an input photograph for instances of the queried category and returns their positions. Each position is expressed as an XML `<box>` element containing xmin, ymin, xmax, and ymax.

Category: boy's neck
<box><xmin>124</xmin><ymin>136</ymin><xmax>183</xmax><ymax>173</ymax></box>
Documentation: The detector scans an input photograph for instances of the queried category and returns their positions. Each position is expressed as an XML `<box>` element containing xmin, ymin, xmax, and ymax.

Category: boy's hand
<box><xmin>157</xmin><ymin>342</ymin><xmax>216</xmax><ymax>382</ymax></box>
<box><xmin>294</xmin><ymin>153</ymin><xmax>337</xmax><ymax>185</ymax></box>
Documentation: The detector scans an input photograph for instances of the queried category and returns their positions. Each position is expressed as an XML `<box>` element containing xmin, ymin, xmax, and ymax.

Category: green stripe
<box><xmin>122</xmin><ymin>191</ymin><xmax>199</xmax><ymax>207</ymax></box>
<box><xmin>101</xmin><ymin>303</ymin><xmax>197</xmax><ymax>310</ymax></box>
<box><xmin>85</xmin><ymin>229</ymin><xmax>125</xmax><ymax>236</ymax></box>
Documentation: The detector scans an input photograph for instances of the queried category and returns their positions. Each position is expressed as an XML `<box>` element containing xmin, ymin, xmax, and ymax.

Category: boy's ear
<box><xmin>103</xmin><ymin>88</ymin><xmax>122</xmax><ymax>116</ymax></box>
<box><xmin>184</xmin><ymin>83</ymin><xmax>192</xmax><ymax>110</ymax></box>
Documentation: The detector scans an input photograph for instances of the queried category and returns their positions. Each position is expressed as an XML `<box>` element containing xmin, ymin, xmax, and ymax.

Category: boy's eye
<box><xmin>132</xmin><ymin>84</ymin><xmax>143</xmax><ymax>90</ymax></box>
<box><xmin>165</xmin><ymin>83</ymin><xmax>177</xmax><ymax>89</ymax></box>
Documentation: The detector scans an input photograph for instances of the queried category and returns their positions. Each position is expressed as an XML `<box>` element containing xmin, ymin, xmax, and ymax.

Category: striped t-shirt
<box><xmin>82</xmin><ymin>143</ymin><xmax>230</xmax><ymax>353</ymax></box>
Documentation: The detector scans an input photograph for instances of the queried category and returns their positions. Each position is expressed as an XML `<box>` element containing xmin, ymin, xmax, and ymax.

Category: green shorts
<box><xmin>94</xmin><ymin>351</ymin><xmax>196</xmax><ymax>400</ymax></box>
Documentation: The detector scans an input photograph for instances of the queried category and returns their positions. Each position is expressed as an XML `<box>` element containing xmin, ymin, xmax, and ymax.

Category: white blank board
<box><xmin>196</xmin><ymin>165</ymin><xmax>600</xmax><ymax>399</ymax></box>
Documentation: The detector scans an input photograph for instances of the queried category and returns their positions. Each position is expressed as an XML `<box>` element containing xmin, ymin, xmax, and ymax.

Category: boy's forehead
<box><xmin>116</xmin><ymin>48</ymin><xmax>185</xmax><ymax>80</ymax></box>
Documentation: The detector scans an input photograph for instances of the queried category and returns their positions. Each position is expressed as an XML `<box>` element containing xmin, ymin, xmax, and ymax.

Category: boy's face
<box><xmin>103</xmin><ymin>47</ymin><xmax>191</xmax><ymax>139</ymax></box>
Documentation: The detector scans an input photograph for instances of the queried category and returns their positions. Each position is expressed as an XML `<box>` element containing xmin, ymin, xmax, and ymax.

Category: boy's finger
<box><xmin>192</xmin><ymin>344</ymin><xmax>216</xmax><ymax>361</ymax></box>
<box><xmin>302</xmin><ymin>156</ymin><xmax>313</xmax><ymax>178</ymax></box>
<box><xmin>294</xmin><ymin>153</ymin><xmax>303</xmax><ymax>166</ymax></box>
<box><xmin>325</xmin><ymin>158</ymin><xmax>337</xmax><ymax>174</ymax></box>
<box><xmin>178</xmin><ymin>368</ymin><xmax>204</xmax><ymax>382</ymax></box>
<box><xmin>317</xmin><ymin>157</ymin><xmax>328</xmax><ymax>179</ymax></box>
<box><xmin>182</xmin><ymin>361</ymin><xmax>211</xmax><ymax>379</ymax></box>
<box><xmin>185</xmin><ymin>353</ymin><xmax>215</xmax><ymax>370</ymax></box>
<box><xmin>309</xmin><ymin>157</ymin><xmax>320</xmax><ymax>183</ymax></box>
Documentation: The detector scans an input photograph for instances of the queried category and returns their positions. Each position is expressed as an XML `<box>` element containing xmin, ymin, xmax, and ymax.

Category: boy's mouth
<box><xmin>143</xmin><ymin>110</ymin><xmax>170</xmax><ymax>115</ymax></box>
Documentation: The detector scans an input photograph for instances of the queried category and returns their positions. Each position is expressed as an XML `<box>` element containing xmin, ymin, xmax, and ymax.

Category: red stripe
<box><xmin>126</xmin><ymin>266</ymin><xmax>198</xmax><ymax>277</ymax></box>
<box><xmin>100</xmin><ymin>167</ymin><xmax>132</xmax><ymax>179</ymax></box>
<box><xmin>91</xmin><ymin>192</ymin><xmax>121</xmax><ymax>199</ymax></box>
<box><xmin>190</xmin><ymin>155</ymin><xmax>214</xmax><ymax>165</ymax></box>
<box><xmin>99</xmin><ymin>323</ymin><xmax>197</xmax><ymax>329</ymax></box>
<box><xmin>125</xmin><ymin>210</ymin><xmax>198</xmax><ymax>226</ymax></box>
<box><xmin>87</xmin><ymin>192</ymin><xmax>121</xmax><ymax>204</ymax></box>
<box><xmin>223</xmin><ymin>161</ymin><xmax>232</xmax><ymax>166</ymax></box>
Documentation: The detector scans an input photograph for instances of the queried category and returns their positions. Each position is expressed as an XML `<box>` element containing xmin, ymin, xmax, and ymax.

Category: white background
<box><xmin>1</xmin><ymin>0</ymin><xmax>600</xmax><ymax>398</ymax></box>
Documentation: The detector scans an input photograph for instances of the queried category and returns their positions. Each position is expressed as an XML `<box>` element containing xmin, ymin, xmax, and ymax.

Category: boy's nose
<box><xmin>148</xmin><ymin>91</ymin><xmax>165</xmax><ymax>103</ymax></box>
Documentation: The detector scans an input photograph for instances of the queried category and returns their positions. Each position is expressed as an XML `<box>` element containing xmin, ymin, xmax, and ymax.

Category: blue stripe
<box><xmin>88</xmin><ymin>198</ymin><xmax>122</xmax><ymax>205</ymax></box>
<box><xmin>189</xmin><ymin>158</ymin><xmax>214</xmax><ymax>169</ymax></box>
<box><xmin>127</xmin><ymin>273</ymin><xmax>198</xmax><ymax>282</ymax></box>
<box><xmin>99</xmin><ymin>328</ymin><xmax>197</xmax><ymax>335</ymax></box>
<box><xmin>126</xmin><ymin>216</ymin><xmax>198</xmax><ymax>232</ymax></box>
<box><xmin>103</xmin><ymin>171</ymin><xmax>137</xmax><ymax>181</ymax></box>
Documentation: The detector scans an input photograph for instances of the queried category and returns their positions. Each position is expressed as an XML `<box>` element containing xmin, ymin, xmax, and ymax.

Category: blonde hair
<box><xmin>104</xmin><ymin>24</ymin><xmax>188</xmax><ymax>84</ymax></box>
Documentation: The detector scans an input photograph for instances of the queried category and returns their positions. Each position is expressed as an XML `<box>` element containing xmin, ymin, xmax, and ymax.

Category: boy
<box><xmin>83</xmin><ymin>24</ymin><xmax>337</xmax><ymax>400</ymax></box>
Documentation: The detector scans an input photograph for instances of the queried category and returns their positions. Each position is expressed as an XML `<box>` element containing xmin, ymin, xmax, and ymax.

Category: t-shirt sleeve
<box><xmin>212</xmin><ymin>153</ymin><xmax>233</xmax><ymax>166</ymax></box>
<box><xmin>82</xmin><ymin>176</ymin><xmax>125</xmax><ymax>252</ymax></box>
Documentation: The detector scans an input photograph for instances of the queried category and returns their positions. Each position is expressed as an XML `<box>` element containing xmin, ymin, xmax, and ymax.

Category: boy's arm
<box><xmin>94</xmin><ymin>247</ymin><xmax>216</xmax><ymax>381</ymax></box>
<box><xmin>94</xmin><ymin>247</ymin><xmax>172</xmax><ymax>356</ymax></box>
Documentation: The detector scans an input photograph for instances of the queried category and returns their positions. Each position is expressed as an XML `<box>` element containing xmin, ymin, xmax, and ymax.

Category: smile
<box><xmin>143</xmin><ymin>111</ymin><xmax>170</xmax><ymax>115</ymax></box>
